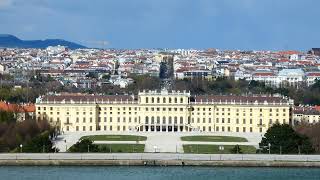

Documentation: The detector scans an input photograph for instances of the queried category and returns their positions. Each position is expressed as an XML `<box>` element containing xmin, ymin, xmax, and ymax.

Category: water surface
<box><xmin>1</xmin><ymin>166</ymin><xmax>319</xmax><ymax>180</ymax></box>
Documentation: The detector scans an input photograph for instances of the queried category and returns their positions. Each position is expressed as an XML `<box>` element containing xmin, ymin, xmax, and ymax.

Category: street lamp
<box><xmin>20</xmin><ymin>144</ymin><xmax>23</xmax><ymax>153</ymax></box>
<box><xmin>65</xmin><ymin>140</ymin><xmax>67</xmax><ymax>152</ymax></box>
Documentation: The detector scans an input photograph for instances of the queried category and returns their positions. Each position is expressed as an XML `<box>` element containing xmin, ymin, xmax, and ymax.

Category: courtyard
<box><xmin>54</xmin><ymin>131</ymin><xmax>262</xmax><ymax>153</ymax></box>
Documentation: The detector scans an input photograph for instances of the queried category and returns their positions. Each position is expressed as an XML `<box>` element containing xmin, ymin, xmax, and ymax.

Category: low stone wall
<box><xmin>1</xmin><ymin>159</ymin><xmax>320</xmax><ymax>167</ymax></box>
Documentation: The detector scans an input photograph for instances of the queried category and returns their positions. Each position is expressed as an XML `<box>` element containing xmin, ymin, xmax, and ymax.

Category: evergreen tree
<box><xmin>68</xmin><ymin>139</ymin><xmax>99</xmax><ymax>153</ymax></box>
<box><xmin>259</xmin><ymin>124</ymin><xmax>315</xmax><ymax>154</ymax></box>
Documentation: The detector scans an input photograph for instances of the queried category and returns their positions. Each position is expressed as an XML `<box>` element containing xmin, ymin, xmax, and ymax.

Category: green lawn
<box><xmin>80</xmin><ymin>135</ymin><xmax>147</xmax><ymax>141</ymax></box>
<box><xmin>181</xmin><ymin>136</ymin><xmax>248</xmax><ymax>142</ymax></box>
<box><xmin>183</xmin><ymin>144</ymin><xmax>256</xmax><ymax>154</ymax></box>
<box><xmin>97</xmin><ymin>144</ymin><xmax>145</xmax><ymax>153</ymax></box>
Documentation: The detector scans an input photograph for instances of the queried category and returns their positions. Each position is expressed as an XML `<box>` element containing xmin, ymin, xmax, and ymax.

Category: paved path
<box><xmin>54</xmin><ymin>131</ymin><xmax>263</xmax><ymax>152</ymax></box>
<box><xmin>144</xmin><ymin>133</ymin><xmax>183</xmax><ymax>153</ymax></box>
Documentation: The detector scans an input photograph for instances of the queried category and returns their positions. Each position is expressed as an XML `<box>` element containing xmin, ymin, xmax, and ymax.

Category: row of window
<box><xmin>191</xmin><ymin>118</ymin><xmax>286</xmax><ymax>124</ymax></box>
<box><xmin>204</xmin><ymin>126</ymin><xmax>263</xmax><ymax>133</ymax></box>
<box><xmin>215</xmin><ymin>108</ymin><xmax>286</xmax><ymax>112</ymax></box>
<box><xmin>191</xmin><ymin>112</ymin><xmax>287</xmax><ymax>116</ymax></box>
<box><xmin>66</xmin><ymin>125</ymin><xmax>263</xmax><ymax>133</ymax></box>
<box><xmin>145</xmin><ymin>107</ymin><xmax>185</xmax><ymax>112</ymax></box>
<box><xmin>145</xmin><ymin>116</ymin><xmax>184</xmax><ymax>124</ymax></box>
<box><xmin>67</xmin><ymin>125</ymin><xmax>130</xmax><ymax>132</ymax></box>
<box><xmin>145</xmin><ymin>97</ymin><xmax>185</xmax><ymax>104</ymax></box>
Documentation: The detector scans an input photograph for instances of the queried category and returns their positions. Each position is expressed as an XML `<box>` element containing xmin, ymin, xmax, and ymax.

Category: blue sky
<box><xmin>0</xmin><ymin>0</ymin><xmax>319</xmax><ymax>50</ymax></box>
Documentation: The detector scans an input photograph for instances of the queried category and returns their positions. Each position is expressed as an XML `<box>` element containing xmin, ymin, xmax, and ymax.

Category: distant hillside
<box><xmin>0</xmin><ymin>34</ymin><xmax>86</xmax><ymax>49</ymax></box>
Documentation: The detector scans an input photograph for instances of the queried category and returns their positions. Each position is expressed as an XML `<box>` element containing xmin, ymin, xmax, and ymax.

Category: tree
<box><xmin>230</xmin><ymin>145</ymin><xmax>242</xmax><ymax>154</ymax></box>
<box><xmin>19</xmin><ymin>131</ymin><xmax>58</xmax><ymax>153</ymax></box>
<box><xmin>101</xmin><ymin>74</ymin><xmax>111</xmax><ymax>80</ymax></box>
<box><xmin>295</xmin><ymin>123</ymin><xmax>320</xmax><ymax>153</ymax></box>
<box><xmin>259</xmin><ymin>124</ymin><xmax>314</xmax><ymax>154</ymax></box>
<box><xmin>0</xmin><ymin>111</ymin><xmax>16</xmax><ymax>123</ymax></box>
<box><xmin>86</xmin><ymin>72</ymin><xmax>98</xmax><ymax>79</ymax></box>
<box><xmin>68</xmin><ymin>139</ymin><xmax>99</xmax><ymax>153</ymax></box>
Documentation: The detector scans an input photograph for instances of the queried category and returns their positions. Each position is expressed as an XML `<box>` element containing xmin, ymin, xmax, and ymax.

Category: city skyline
<box><xmin>0</xmin><ymin>0</ymin><xmax>319</xmax><ymax>50</ymax></box>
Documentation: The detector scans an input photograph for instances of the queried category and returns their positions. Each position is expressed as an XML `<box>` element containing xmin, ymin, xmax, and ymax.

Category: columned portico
<box><xmin>139</xmin><ymin>124</ymin><xmax>190</xmax><ymax>132</ymax></box>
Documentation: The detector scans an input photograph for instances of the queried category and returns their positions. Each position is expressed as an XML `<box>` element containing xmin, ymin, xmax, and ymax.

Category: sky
<box><xmin>0</xmin><ymin>0</ymin><xmax>319</xmax><ymax>50</ymax></box>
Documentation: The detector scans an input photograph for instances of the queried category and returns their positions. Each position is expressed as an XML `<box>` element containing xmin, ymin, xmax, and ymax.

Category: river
<box><xmin>0</xmin><ymin>166</ymin><xmax>319</xmax><ymax>180</ymax></box>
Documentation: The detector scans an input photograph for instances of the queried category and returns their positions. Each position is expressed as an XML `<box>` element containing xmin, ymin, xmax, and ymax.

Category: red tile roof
<box><xmin>253</xmin><ymin>72</ymin><xmax>275</xmax><ymax>76</ymax></box>
<box><xmin>41</xmin><ymin>94</ymin><xmax>135</xmax><ymax>103</ymax></box>
<box><xmin>0</xmin><ymin>102</ymin><xmax>35</xmax><ymax>113</ymax></box>
<box><xmin>306</xmin><ymin>72</ymin><xmax>320</xmax><ymax>77</ymax></box>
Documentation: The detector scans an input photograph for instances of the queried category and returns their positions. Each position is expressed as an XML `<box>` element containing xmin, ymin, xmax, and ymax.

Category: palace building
<box><xmin>35</xmin><ymin>90</ymin><xmax>294</xmax><ymax>133</ymax></box>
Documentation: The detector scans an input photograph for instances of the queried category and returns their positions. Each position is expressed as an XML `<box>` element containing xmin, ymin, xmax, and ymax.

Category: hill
<box><xmin>0</xmin><ymin>34</ymin><xmax>86</xmax><ymax>49</ymax></box>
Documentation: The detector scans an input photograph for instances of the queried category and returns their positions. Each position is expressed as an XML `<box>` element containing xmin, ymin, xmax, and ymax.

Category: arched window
<box><xmin>180</xmin><ymin>98</ymin><xmax>183</xmax><ymax>103</ymax></box>
<box><xmin>162</xmin><ymin>117</ymin><xmax>166</xmax><ymax>124</ymax></box>
<box><xmin>174</xmin><ymin>116</ymin><xmax>178</xmax><ymax>124</ymax></box>
<box><xmin>146</xmin><ymin>97</ymin><xmax>149</xmax><ymax>103</ymax></box>
<box><xmin>151</xmin><ymin>116</ymin><xmax>155</xmax><ymax>124</ymax></box>
<box><xmin>152</xmin><ymin>97</ymin><xmax>154</xmax><ymax>103</ymax></box>
<box><xmin>157</xmin><ymin>116</ymin><xmax>160</xmax><ymax>124</ymax></box>
<box><xmin>163</xmin><ymin>98</ymin><xmax>166</xmax><ymax>103</ymax></box>
<box><xmin>174</xmin><ymin>98</ymin><xmax>177</xmax><ymax>103</ymax></box>
<box><xmin>169</xmin><ymin>98</ymin><xmax>172</xmax><ymax>103</ymax></box>
<box><xmin>145</xmin><ymin>116</ymin><xmax>149</xmax><ymax>124</ymax></box>
<box><xmin>180</xmin><ymin>117</ymin><xmax>183</xmax><ymax>124</ymax></box>
<box><xmin>169</xmin><ymin>117</ymin><xmax>172</xmax><ymax>124</ymax></box>
<box><xmin>157</xmin><ymin>97</ymin><xmax>160</xmax><ymax>103</ymax></box>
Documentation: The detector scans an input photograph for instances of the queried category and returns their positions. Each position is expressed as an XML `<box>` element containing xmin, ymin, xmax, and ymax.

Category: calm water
<box><xmin>0</xmin><ymin>166</ymin><xmax>319</xmax><ymax>180</ymax></box>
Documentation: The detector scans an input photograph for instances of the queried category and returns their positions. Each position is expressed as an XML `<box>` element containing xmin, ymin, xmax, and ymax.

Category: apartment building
<box><xmin>36</xmin><ymin>90</ymin><xmax>294</xmax><ymax>134</ymax></box>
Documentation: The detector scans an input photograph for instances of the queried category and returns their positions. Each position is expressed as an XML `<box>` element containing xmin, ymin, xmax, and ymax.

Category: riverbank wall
<box><xmin>1</xmin><ymin>159</ymin><xmax>320</xmax><ymax>167</ymax></box>
<box><xmin>1</xmin><ymin>153</ymin><xmax>320</xmax><ymax>167</ymax></box>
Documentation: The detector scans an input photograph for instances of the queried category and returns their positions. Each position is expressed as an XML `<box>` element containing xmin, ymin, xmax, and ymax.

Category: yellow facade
<box><xmin>36</xmin><ymin>90</ymin><xmax>294</xmax><ymax>133</ymax></box>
